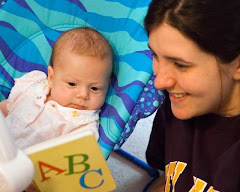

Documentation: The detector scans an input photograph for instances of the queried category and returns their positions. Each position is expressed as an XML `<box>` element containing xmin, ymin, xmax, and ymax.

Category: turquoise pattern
<box><xmin>0</xmin><ymin>0</ymin><xmax>165</xmax><ymax>158</ymax></box>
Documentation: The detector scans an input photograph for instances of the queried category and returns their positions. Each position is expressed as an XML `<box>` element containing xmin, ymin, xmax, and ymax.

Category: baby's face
<box><xmin>47</xmin><ymin>49</ymin><xmax>112</xmax><ymax>110</ymax></box>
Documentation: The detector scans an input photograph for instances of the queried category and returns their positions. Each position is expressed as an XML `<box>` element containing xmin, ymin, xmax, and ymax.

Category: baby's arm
<box><xmin>0</xmin><ymin>99</ymin><xmax>8</xmax><ymax>117</ymax></box>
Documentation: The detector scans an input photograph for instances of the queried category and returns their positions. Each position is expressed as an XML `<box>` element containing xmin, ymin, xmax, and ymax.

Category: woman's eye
<box><xmin>68</xmin><ymin>82</ymin><xmax>76</xmax><ymax>86</ymax></box>
<box><xmin>151</xmin><ymin>52</ymin><xmax>159</xmax><ymax>62</ymax></box>
<box><xmin>175</xmin><ymin>62</ymin><xmax>189</xmax><ymax>70</ymax></box>
<box><xmin>91</xmin><ymin>87</ymin><xmax>99</xmax><ymax>91</ymax></box>
<box><xmin>151</xmin><ymin>52</ymin><xmax>157</xmax><ymax>58</ymax></box>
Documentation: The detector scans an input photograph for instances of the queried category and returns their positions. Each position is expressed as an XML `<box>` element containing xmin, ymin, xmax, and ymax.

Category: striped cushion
<box><xmin>0</xmin><ymin>0</ymin><xmax>164</xmax><ymax>158</ymax></box>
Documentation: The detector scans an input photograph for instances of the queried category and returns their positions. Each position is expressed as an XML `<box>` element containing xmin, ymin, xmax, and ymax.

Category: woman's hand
<box><xmin>147</xmin><ymin>174</ymin><xmax>165</xmax><ymax>192</ymax></box>
<box><xmin>25</xmin><ymin>185</ymin><xmax>37</xmax><ymax>192</ymax></box>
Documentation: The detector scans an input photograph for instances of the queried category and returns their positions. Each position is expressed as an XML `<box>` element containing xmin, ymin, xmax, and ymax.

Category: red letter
<box><xmin>38</xmin><ymin>161</ymin><xmax>67</xmax><ymax>182</ymax></box>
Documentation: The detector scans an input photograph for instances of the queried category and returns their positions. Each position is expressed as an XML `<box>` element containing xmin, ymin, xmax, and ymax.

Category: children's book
<box><xmin>24</xmin><ymin>130</ymin><xmax>116</xmax><ymax>192</ymax></box>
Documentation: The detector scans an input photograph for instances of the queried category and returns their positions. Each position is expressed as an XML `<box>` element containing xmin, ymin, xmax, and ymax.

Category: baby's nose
<box><xmin>76</xmin><ymin>88</ymin><xmax>89</xmax><ymax>100</ymax></box>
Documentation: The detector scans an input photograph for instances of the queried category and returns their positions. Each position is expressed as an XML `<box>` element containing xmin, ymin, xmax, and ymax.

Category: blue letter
<box><xmin>79</xmin><ymin>169</ymin><xmax>104</xmax><ymax>189</ymax></box>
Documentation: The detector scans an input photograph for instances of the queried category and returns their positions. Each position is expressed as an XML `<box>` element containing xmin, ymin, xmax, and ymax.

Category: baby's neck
<box><xmin>45</xmin><ymin>93</ymin><xmax>51</xmax><ymax>104</ymax></box>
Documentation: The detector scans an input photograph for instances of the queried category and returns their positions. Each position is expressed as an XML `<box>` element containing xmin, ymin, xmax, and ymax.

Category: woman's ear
<box><xmin>48</xmin><ymin>66</ymin><xmax>54</xmax><ymax>88</ymax></box>
<box><xmin>233</xmin><ymin>55</ymin><xmax>240</xmax><ymax>80</ymax></box>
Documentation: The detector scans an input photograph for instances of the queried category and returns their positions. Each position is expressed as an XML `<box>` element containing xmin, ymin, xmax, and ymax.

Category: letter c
<box><xmin>79</xmin><ymin>169</ymin><xmax>104</xmax><ymax>189</ymax></box>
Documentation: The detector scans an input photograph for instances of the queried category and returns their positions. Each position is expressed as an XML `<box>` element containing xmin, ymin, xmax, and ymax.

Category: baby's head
<box><xmin>47</xmin><ymin>27</ymin><xmax>113</xmax><ymax>110</ymax></box>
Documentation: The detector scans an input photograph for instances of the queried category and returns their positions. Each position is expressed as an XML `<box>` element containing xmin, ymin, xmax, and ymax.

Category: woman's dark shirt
<box><xmin>146</xmin><ymin>94</ymin><xmax>240</xmax><ymax>191</ymax></box>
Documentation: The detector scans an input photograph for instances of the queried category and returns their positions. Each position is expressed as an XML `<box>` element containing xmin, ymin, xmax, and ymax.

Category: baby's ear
<box><xmin>47</xmin><ymin>66</ymin><xmax>54</xmax><ymax>88</ymax></box>
<box><xmin>233</xmin><ymin>55</ymin><xmax>240</xmax><ymax>80</ymax></box>
<box><xmin>108</xmin><ymin>77</ymin><xmax>111</xmax><ymax>85</ymax></box>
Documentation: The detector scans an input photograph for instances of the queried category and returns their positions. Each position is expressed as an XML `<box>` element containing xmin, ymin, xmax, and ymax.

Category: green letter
<box><xmin>64</xmin><ymin>154</ymin><xmax>90</xmax><ymax>175</ymax></box>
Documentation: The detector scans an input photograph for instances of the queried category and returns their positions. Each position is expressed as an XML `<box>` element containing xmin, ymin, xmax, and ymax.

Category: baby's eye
<box><xmin>68</xmin><ymin>82</ymin><xmax>76</xmax><ymax>86</ymax></box>
<box><xmin>91</xmin><ymin>87</ymin><xmax>99</xmax><ymax>91</ymax></box>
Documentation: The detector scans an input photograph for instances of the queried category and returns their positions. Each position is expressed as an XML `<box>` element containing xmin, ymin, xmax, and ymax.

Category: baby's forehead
<box><xmin>53</xmin><ymin>51</ymin><xmax>112</xmax><ymax>68</ymax></box>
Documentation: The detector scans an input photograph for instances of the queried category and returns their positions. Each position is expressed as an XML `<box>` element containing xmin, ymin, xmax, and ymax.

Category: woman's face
<box><xmin>149</xmin><ymin>23</ymin><xmax>240</xmax><ymax>119</ymax></box>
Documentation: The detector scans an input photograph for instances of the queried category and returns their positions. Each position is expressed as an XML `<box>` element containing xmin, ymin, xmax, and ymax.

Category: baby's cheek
<box><xmin>99</xmin><ymin>97</ymin><xmax>107</xmax><ymax>107</ymax></box>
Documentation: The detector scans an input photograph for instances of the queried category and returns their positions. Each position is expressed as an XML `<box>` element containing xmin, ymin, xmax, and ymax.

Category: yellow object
<box><xmin>24</xmin><ymin>131</ymin><xmax>116</xmax><ymax>192</ymax></box>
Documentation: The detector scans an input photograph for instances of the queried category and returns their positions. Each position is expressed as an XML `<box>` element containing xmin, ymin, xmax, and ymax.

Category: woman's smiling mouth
<box><xmin>169</xmin><ymin>92</ymin><xmax>188</xmax><ymax>103</ymax></box>
<box><xmin>171</xmin><ymin>93</ymin><xmax>187</xmax><ymax>98</ymax></box>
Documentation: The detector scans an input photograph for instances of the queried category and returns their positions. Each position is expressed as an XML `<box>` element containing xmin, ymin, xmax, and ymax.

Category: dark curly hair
<box><xmin>144</xmin><ymin>0</ymin><xmax>240</xmax><ymax>63</ymax></box>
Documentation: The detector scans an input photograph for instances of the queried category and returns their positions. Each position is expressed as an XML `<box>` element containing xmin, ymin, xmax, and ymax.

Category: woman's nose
<box><xmin>153</xmin><ymin>61</ymin><xmax>175</xmax><ymax>90</ymax></box>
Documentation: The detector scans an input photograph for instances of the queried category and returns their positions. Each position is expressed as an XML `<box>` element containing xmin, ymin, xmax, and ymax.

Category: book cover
<box><xmin>24</xmin><ymin>130</ymin><xmax>116</xmax><ymax>192</ymax></box>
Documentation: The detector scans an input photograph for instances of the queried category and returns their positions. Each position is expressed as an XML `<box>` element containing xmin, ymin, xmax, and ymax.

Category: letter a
<box><xmin>38</xmin><ymin>161</ymin><xmax>67</xmax><ymax>182</ymax></box>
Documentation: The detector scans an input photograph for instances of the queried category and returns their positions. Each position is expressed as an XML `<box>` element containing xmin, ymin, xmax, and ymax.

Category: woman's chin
<box><xmin>172</xmin><ymin>108</ymin><xmax>195</xmax><ymax>120</ymax></box>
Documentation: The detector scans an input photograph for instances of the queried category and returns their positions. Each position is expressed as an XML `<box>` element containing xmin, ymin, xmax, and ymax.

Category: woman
<box><xmin>145</xmin><ymin>0</ymin><xmax>240</xmax><ymax>191</ymax></box>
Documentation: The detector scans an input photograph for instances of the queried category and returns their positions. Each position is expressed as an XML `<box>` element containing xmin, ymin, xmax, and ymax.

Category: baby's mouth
<box><xmin>73</xmin><ymin>104</ymin><xmax>87</xmax><ymax>110</ymax></box>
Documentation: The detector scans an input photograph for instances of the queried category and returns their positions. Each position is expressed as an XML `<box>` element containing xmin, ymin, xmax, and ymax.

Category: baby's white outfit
<box><xmin>6</xmin><ymin>71</ymin><xmax>100</xmax><ymax>149</ymax></box>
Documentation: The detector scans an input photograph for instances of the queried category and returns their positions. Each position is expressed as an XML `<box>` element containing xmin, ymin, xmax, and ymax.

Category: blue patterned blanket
<box><xmin>0</xmin><ymin>0</ymin><xmax>165</xmax><ymax>158</ymax></box>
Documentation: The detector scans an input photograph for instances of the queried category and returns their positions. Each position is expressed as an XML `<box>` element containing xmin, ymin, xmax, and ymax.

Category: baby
<box><xmin>0</xmin><ymin>27</ymin><xmax>113</xmax><ymax>149</ymax></box>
